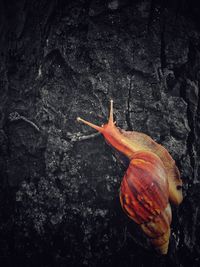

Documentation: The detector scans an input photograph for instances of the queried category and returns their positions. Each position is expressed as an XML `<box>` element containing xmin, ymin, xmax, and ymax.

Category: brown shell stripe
<box><xmin>120</xmin><ymin>177</ymin><xmax>150</xmax><ymax>223</ymax></box>
<box><xmin>127</xmin><ymin>163</ymin><xmax>168</xmax><ymax>210</ymax></box>
<box><xmin>121</xmin><ymin>175</ymin><xmax>157</xmax><ymax>224</ymax></box>
<box><xmin>123</xmin><ymin>172</ymin><xmax>162</xmax><ymax>223</ymax></box>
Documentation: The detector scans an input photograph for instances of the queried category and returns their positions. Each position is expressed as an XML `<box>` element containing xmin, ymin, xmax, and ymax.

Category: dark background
<box><xmin>0</xmin><ymin>0</ymin><xmax>200</xmax><ymax>266</ymax></box>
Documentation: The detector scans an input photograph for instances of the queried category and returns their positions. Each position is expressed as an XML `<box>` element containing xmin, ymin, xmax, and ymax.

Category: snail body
<box><xmin>77</xmin><ymin>100</ymin><xmax>183</xmax><ymax>254</ymax></box>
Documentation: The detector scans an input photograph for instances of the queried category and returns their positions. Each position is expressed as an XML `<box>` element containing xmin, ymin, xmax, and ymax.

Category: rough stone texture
<box><xmin>0</xmin><ymin>0</ymin><xmax>200</xmax><ymax>266</ymax></box>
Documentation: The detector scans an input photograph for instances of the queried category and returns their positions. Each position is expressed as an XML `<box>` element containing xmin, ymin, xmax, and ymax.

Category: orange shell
<box><xmin>120</xmin><ymin>151</ymin><xmax>171</xmax><ymax>254</ymax></box>
<box><xmin>120</xmin><ymin>151</ymin><xmax>168</xmax><ymax>223</ymax></box>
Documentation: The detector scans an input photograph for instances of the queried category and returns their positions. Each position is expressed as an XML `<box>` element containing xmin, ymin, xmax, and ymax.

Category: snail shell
<box><xmin>120</xmin><ymin>151</ymin><xmax>172</xmax><ymax>254</ymax></box>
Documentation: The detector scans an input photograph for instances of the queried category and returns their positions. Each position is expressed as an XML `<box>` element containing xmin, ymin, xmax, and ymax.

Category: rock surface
<box><xmin>0</xmin><ymin>0</ymin><xmax>200</xmax><ymax>266</ymax></box>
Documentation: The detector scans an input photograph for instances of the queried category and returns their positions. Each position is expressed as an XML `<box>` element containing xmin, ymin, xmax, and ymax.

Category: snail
<box><xmin>77</xmin><ymin>100</ymin><xmax>183</xmax><ymax>254</ymax></box>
